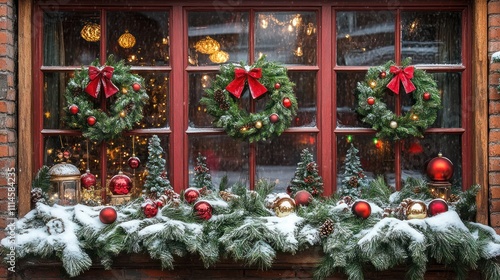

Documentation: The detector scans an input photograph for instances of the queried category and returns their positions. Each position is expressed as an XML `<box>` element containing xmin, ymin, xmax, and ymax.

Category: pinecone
<box><xmin>214</xmin><ymin>89</ymin><xmax>225</xmax><ymax>103</ymax></box>
<box><xmin>219</xmin><ymin>102</ymin><xmax>230</xmax><ymax>111</ymax></box>
<box><xmin>31</xmin><ymin>188</ymin><xmax>45</xmax><ymax>204</ymax></box>
<box><xmin>319</xmin><ymin>218</ymin><xmax>334</xmax><ymax>238</ymax></box>
<box><xmin>348</xmin><ymin>176</ymin><xmax>359</xmax><ymax>188</ymax></box>
<box><xmin>306</xmin><ymin>162</ymin><xmax>316</xmax><ymax>172</ymax></box>
<box><xmin>304</xmin><ymin>175</ymin><xmax>314</xmax><ymax>184</ymax></box>
<box><xmin>124</xmin><ymin>102</ymin><xmax>135</xmax><ymax>113</ymax></box>
<box><xmin>219</xmin><ymin>190</ymin><xmax>237</xmax><ymax>202</ymax></box>
<box><xmin>199</xmin><ymin>186</ymin><xmax>212</xmax><ymax>195</ymax></box>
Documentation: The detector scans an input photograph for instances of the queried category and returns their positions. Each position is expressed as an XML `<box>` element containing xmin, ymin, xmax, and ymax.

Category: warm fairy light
<box><xmin>411</xmin><ymin>114</ymin><xmax>419</xmax><ymax>121</ymax></box>
<box><xmin>81</xmin><ymin>23</ymin><xmax>100</xmax><ymax>42</ymax></box>
<box><xmin>201</xmin><ymin>75</ymin><xmax>211</xmax><ymax>88</ymax></box>
<box><xmin>195</xmin><ymin>36</ymin><xmax>220</xmax><ymax>54</ymax></box>
<box><xmin>258</xmin><ymin>52</ymin><xmax>264</xmax><ymax>59</ymax></box>
<box><xmin>118</xmin><ymin>30</ymin><xmax>136</xmax><ymax>49</ymax></box>
<box><xmin>292</xmin><ymin>15</ymin><xmax>301</xmax><ymax>27</ymax></box>
<box><xmin>287</xmin><ymin>24</ymin><xmax>294</xmax><ymax>32</ymax></box>
<box><xmin>306</xmin><ymin>23</ymin><xmax>315</xmax><ymax>36</ymax></box>
<box><xmin>128</xmin><ymin>54</ymin><xmax>137</xmax><ymax>62</ymax></box>
<box><xmin>44</xmin><ymin>111</ymin><xmax>51</xmax><ymax>119</ymax></box>
<box><xmin>261</xmin><ymin>18</ymin><xmax>269</xmax><ymax>29</ymax></box>
<box><xmin>294</xmin><ymin>46</ymin><xmax>303</xmax><ymax>57</ymax></box>
<box><xmin>162</xmin><ymin>37</ymin><xmax>169</xmax><ymax>45</ymax></box>
<box><xmin>345</xmin><ymin>34</ymin><xmax>350</xmax><ymax>39</ymax></box>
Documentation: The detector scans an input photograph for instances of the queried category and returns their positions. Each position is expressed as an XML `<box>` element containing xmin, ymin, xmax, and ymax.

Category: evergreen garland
<box><xmin>200</xmin><ymin>56</ymin><xmax>298</xmax><ymax>142</ymax></box>
<box><xmin>288</xmin><ymin>148</ymin><xmax>324</xmax><ymax>197</ymax></box>
<box><xmin>143</xmin><ymin>135</ymin><xmax>172</xmax><ymax>198</ymax></box>
<box><xmin>356</xmin><ymin>58</ymin><xmax>441</xmax><ymax>140</ymax></box>
<box><xmin>64</xmin><ymin>55</ymin><xmax>149</xmax><ymax>142</ymax></box>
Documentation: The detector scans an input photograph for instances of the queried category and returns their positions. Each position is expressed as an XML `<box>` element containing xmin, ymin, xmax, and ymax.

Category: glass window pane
<box><xmin>107</xmin><ymin>135</ymin><xmax>170</xmax><ymax>198</ymax></box>
<box><xmin>337</xmin><ymin>135</ymin><xmax>395</xmax><ymax>188</ymax></box>
<box><xmin>401</xmin><ymin>134</ymin><xmax>462</xmax><ymax>188</ymax></box>
<box><xmin>44</xmin><ymin>72</ymin><xmax>73</xmax><ymax>129</ymax></box>
<box><xmin>189</xmin><ymin>72</ymin><xmax>217</xmax><ymax>128</ymax></box>
<box><xmin>133</xmin><ymin>72</ymin><xmax>170</xmax><ymax>129</ymax></box>
<box><xmin>256</xmin><ymin>134</ymin><xmax>317</xmax><ymax>193</ymax></box>
<box><xmin>189</xmin><ymin>135</ymin><xmax>248</xmax><ymax>187</ymax></box>
<box><xmin>107</xmin><ymin>11</ymin><xmax>170</xmax><ymax>66</ymax></box>
<box><xmin>255</xmin><ymin>12</ymin><xmax>317</xmax><ymax>65</ymax></box>
<box><xmin>401</xmin><ymin>11</ymin><xmax>461</xmax><ymax>64</ymax></box>
<box><xmin>43</xmin><ymin>11</ymin><xmax>100</xmax><ymax>66</ymax></box>
<box><xmin>289</xmin><ymin>71</ymin><xmax>317</xmax><ymax>127</ymax></box>
<box><xmin>433</xmin><ymin>72</ymin><xmax>461</xmax><ymax>128</ymax></box>
<box><xmin>188</xmin><ymin>11</ymin><xmax>249</xmax><ymax>66</ymax></box>
<box><xmin>336</xmin><ymin>11</ymin><xmax>395</xmax><ymax>66</ymax></box>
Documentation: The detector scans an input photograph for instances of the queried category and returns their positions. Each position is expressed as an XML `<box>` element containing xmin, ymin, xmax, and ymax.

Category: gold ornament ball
<box><xmin>118</xmin><ymin>30</ymin><xmax>136</xmax><ymax>49</ymax></box>
<box><xmin>120</xmin><ymin>111</ymin><xmax>126</xmax><ymax>118</ymax></box>
<box><xmin>255</xmin><ymin>121</ymin><xmax>263</xmax><ymax>129</ymax></box>
<box><xmin>390</xmin><ymin>121</ymin><xmax>398</xmax><ymax>129</ymax></box>
<box><xmin>407</xmin><ymin>200</ymin><xmax>427</xmax><ymax>219</ymax></box>
<box><xmin>240</xmin><ymin>127</ymin><xmax>247</xmax><ymax>133</ymax></box>
<box><xmin>273</xmin><ymin>197</ymin><xmax>296</xmax><ymax>217</ymax></box>
<box><xmin>121</xmin><ymin>87</ymin><xmax>128</xmax><ymax>94</ymax></box>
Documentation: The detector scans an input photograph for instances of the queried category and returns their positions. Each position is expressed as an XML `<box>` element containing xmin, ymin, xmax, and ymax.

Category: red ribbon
<box><xmin>386</xmin><ymin>66</ymin><xmax>416</xmax><ymax>94</ymax></box>
<box><xmin>84</xmin><ymin>66</ymin><xmax>119</xmax><ymax>98</ymax></box>
<box><xmin>225</xmin><ymin>68</ymin><xmax>268</xmax><ymax>99</ymax></box>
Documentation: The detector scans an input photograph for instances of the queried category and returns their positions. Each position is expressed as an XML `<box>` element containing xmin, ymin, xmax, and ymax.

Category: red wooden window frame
<box><xmin>32</xmin><ymin>1</ymin><xmax>472</xmax><ymax>201</ymax></box>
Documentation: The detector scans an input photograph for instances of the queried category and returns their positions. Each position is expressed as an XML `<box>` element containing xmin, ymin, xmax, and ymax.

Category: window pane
<box><xmin>337</xmin><ymin>135</ymin><xmax>395</xmax><ymax>188</ymax></box>
<box><xmin>336</xmin><ymin>11</ymin><xmax>395</xmax><ymax>66</ymax></box>
<box><xmin>43</xmin><ymin>11</ymin><xmax>100</xmax><ymax>66</ymax></box>
<box><xmin>256</xmin><ymin>134</ymin><xmax>317</xmax><ymax>193</ymax></box>
<box><xmin>189</xmin><ymin>72</ymin><xmax>217</xmax><ymax>128</ymax></box>
<box><xmin>401</xmin><ymin>134</ymin><xmax>462</xmax><ymax>188</ymax></box>
<box><xmin>255</xmin><ymin>12</ymin><xmax>317</xmax><ymax>65</ymax></box>
<box><xmin>189</xmin><ymin>135</ymin><xmax>248</xmax><ymax>187</ymax></box>
<box><xmin>433</xmin><ymin>72</ymin><xmax>461</xmax><ymax>128</ymax></box>
<box><xmin>289</xmin><ymin>71</ymin><xmax>317</xmax><ymax>127</ymax></box>
<box><xmin>188</xmin><ymin>11</ymin><xmax>249</xmax><ymax>66</ymax></box>
<box><xmin>107</xmin><ymin>11</ymin><xmax>170</xmax><ymax>66</ymax></box>
<box><xmin>401</xmin><ymin>11</ymin><xmax>461</xmax><ymax>64</ymax></box>
<box><xmin>44</xmin><ymin>72</ymin><xmax>72</xmax><ymax>129</ymax></box>
<box><xmin>133</xmin><ymin>72</ymin><xmax>170</xmax><ymax>129</ymax></box>
<box><xmin>107</xmin><ymin>135</ymin><xmax>170</xmax><ymax>198</ymax></box>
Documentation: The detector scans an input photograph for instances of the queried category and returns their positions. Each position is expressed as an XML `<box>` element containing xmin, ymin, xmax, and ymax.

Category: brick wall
<box><xmin>490</xmin><ymin>0</ymin><xmax>500</xmax><ymax>234</ymax></box>
<box><xmin>0</xmin><ymin>0</ymin><xmax>15</xmax><ymax>279</ymax></box>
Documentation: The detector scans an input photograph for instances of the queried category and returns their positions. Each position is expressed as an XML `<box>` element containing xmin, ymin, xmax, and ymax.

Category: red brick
<box><xmin>490</xmin><ymin>102</ymin><xmax>500</xmax><ymax>114</ymax></box>
<box><xmin>2</xmin><ymin>116</ymin><xmax>15</xmax><ymax>128</ymax></box>
<box><xmin>0</xmin><ymin>31</ymin><xmax>12</xmax><ymax>45</ymax></box>
<box><xmin>0</xmin><ymin>158</ymin><xmax>15</xmax><ymax>169</ymax></box>
<box><xmin>489</xmin><ymin>158</ymin><xmax>500</xmax><ymax>171</ymax></box>
<box><xmin>490</xmin><ymin>27</ymin><xmax>500</xmax><ymax>40</ymax></box>
<box><xmin>491</xmin><ymin>130</ymin><xmax>500</xmax><ymax>142</ymax></box>
<box><xmin>490</xmin><ymin>172</ymin><xmax>500</xmax><ymax>184</ymax></box>
<box><xmin>492</xmin><ymin>199</ymin><xmax>500</xmax><ymax>212</ymax></box>
<box><xmin>0</xmin><ymin>146</ymin><xmax>7</xmax><ymax>157</ymax></box>
<box><xmin>489</xmin><ymin>71</ymin><xmax>500</xmax><ymax>85</ymax></box>
<box><xmin>491</xmin><ymin>61</ymin><xmax>500</xmax><ymax>71</ymax></box>
<box><xmin>0</xmin><ymin>58</ymin><xmax>14</xmax><ymax>72</ymax></box>
<box><xmin>491</xmin><ymin>213</ymin><xmax>500</xmax><ymax>227</ymax></box>
<box><xmin>489</xmin><ymin>42</ymin><xmax>500</xmax><ymax>53</ymax></box>
<box><xmin>490</xmin><ymin>15</ymin><xmax>500</xmax><ymax>28</ymax></box>
<box><xmin>490</xmin><ymin>115</ymin><xmax>500</xmax><ymax>128</ymax></box>
<box><xmin>489</xmin><ymin>2</ymin><xmax>500</xmax><ymax>14</ymax></box>
<box><xmin>0</xmin><ymin>101</ymin><xmax>14</xmax><ymax>114</ymax></box>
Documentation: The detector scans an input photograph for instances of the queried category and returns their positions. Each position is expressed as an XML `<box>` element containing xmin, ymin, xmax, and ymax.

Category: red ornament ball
<box><xmin>127</xmin><ymin>156</ymin><xmax>141</xmax><ymax>169</ymax></box>
<box><xmin>283</xmin><ymin>97</ymin><xmax>292</xmax><ymax>108</ymax></box>
<box><xmin>423</xmin><ymin>92</ymin><xmax>431</xmax><ymax>101</ymax></box>
<box><xmin>428</xmin><ymin>199</ymin><xmax>449</xmax><ymax>217</ymax></box>
<box><xmin>80</xmin><ymin>170</ymin><xmax>97</xmax><ymax>189</ymax></box>
<box><xmin>99</xmin><ymin>207</ymin><xmax>117</xmax><ymax>224</ymax></box>
<box><xmin>109</xmin><ymin>171</ymin><xmax>132</xmax><ymax>195</ymax></box>
<box><xmin>63</xmin><ymin>151</ymin><xmax>71</xmax><ymax>159</ymax></box>
<box><xmin>269</xmin><ymin>113</ymin><xmax>280</xmax><ymax>123</ymax></box>
<box><xmin>184</xmin><ymin>187</ymin><xmax>200</xmax><ymax>204</ymax></box>
<box><xmin>274</xmin><ymin>83</ymin><xmax>281</xmax><ymax>89</ymax></box>
<box><xmin>143</xmin><ymin>202</ymin><xmax>159</xmax><ymax>218</ymax></box>
<box><xmin>132</xmin><ymin>83</ymin><xmax>141</xmax><ymax>91</ymax></box>
<box><xmin>367</xmin><ymin>97</ymin><xmax>375</xmax><ymax>106</ymax></box>
<box><xmin>194</xmin><ymin>200</ymin><xmax>213</xmax><ymax>220</ymax></box>
<box><xmin>352</xmin><ymin>200</ymin><xmax>371</xmax><ymax>219</ymax></box>
<box><xmin>294</xmin><ymin>190</ymin><xmax>313</xmax><ymax>207</ymax></box>
<box><xmin>426</xmin><ymin>153</ymin><xmax>454</xmax><ymax>181</ymax></box>
<box><xmin>69</xmin><ymin>104</ymin><xmax>79</xmax><ymax>115</ymax></box>
<box><xmin>87</xmin><ymin>116</ymin><xmax>96</xmax><ymax>126</ymax></box>
<box><xmin>379</xmin><ymin>71</ymin><xmax>387</xmax><ymax>79</ymax></box>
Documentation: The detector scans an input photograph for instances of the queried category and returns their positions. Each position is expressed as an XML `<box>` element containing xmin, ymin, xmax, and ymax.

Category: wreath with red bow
<box><xmin>200</xmin><ymin>56</ymin><xmax>297</xmax><ymax>142</ymax></box>
<box><xmin>65</xmin><ymin>56</ymin><xmax>149</xmax><ymax>142</ymax></box>
<box><xmin>356</xmin><ymin>58</ymin><xmax>441</xmax><ymax>140</ymax></box>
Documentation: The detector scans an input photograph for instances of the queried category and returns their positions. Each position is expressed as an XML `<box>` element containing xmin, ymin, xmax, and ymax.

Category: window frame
<box><xmin>18</xmin><ymin>0</ymin><xmax>487</xmax><ymax>225</ymax></box>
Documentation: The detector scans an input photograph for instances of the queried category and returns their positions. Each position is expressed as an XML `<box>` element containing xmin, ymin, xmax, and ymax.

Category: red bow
<box><xmin>84</xmin><ymin>66</ymin><xmax>119</xmax><ymax>98</ymax></box>
<box><xmin>386</xmin><ymin>66</ymin><xmax>416</xmax><ymax>94</ymax></box>
<box><xmin>225</xmin><ymin>68</ymin><xmax>268</xmax><ymax>99</ymax></box>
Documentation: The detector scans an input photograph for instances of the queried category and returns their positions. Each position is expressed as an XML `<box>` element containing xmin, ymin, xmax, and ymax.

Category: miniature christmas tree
<box><xmin>338</xmin><ymin>143</ymin><xmax>369</xmax><ymax>198</ymax></box>
<box><xmin>144</xmin><ymin>135</ymin><xmax>172</xmax><ymax>198</ymax></box>
<box><xmin>192</xmin><ymin>153</ymin><xmax>215</xmax><ymax>191</ymax></box>
<box><xmin>288</xmin><ymin>148</ymin><xmax>324</xmax><ymax>197</ymax></box>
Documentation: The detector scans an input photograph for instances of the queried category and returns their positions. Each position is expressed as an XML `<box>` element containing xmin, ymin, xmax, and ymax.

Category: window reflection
<box><xmin>132</xmin><ymin>72</ymin><xmax>170</xmax><ymax>129</ymax></box>
<box><xmin>44</xmin><ymin>72</ymin><xmax>73</xmax><ymax>129</ymax></box>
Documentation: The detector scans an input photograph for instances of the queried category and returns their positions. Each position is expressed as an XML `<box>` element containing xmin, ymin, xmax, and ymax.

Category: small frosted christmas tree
<box><xmin>144</xmin><ymin>135</ymin><xmax>172</xmax><ymax>198</ymax></box>
<box><xmin>338</xmin><ymin>143</ymin><xmax>369</xmax><ymax>198</ymax></box>
<box><xmin>192</xmin><ymin>153</ymin><xmax>215</xmax><ymax>191</ymax></box>
<box><xmin>288</xmin><ymin>148</ymin><xmax>324</xmax><ymax>197</ymax></box>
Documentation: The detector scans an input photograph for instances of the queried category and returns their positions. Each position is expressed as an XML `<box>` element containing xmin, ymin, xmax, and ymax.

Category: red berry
<box><xmin>367</xmin><ymin>97</ymin><xmax>375</xmax><ymax>106</ymax></box>
<box><xmin>69</xmin><ymin>104</ymin><xmax>79</xmax><ymax>115</ymax></box>
<box><xmin>274</xmin><ymin>83</ymin><xmax>281</xmax><ymax>89</ymax></box>
<box><xmin>283</xmin><ymin>97</ymin><xmax>292</xmax><ymax>108</ymax></box>
<box><xmin>423</xmin><ymin>92</ymin><xmax>431</xmax><ymax>100</ymax></box>
<box><xmin>132</xmin><ymin>83</ymin><xmax>141</xmax><ymax>91</ymax></box>
<box><xmin>87</xmin><ymin>116</ymin><xmax>96</xmax><ymax>126</ymax></box>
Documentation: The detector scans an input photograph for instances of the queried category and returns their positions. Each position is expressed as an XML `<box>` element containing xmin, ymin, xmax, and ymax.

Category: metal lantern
<box><xmin>118</xmin><ymin>30</ymin><xmax>136</xmax><ymax>49</ymax></box>
<box><xmin>48</xmin><ymin>162</ymin><xmax>81</xmax><ymax>205</ymax></box>
<box><xmin>195</xmin><ymin>36</ymin><xmax>220</xmax><ymax>54</ymax></box>
<box><xmin>80</xmin><ymin>22</ymin><xmax>101</xmax><ymax>42</ymax></box>
<box><xmin>209</xmin><ymin>50</ymin><xmax>230</xmax><ymax>64</ymax></box>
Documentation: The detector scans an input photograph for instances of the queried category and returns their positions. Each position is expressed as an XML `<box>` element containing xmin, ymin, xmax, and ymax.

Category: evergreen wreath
<box><xmin>356</xmin><ymin>58</ymin><xmax>441</xmax><ymax>140</ymax></box>
<box><xmin>200</xmin><ymin>56</ymin><xmax>298</xmax><ymax>142</ymax></box>
<box><xmin>64</xmin><ymin>56</ymin><xmax>149</xmax><ymax>142</ymax></box>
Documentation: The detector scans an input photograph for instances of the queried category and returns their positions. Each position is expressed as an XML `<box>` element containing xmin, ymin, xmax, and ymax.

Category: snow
<box><xmin>358</xmin><ymin>217</ymin><xmax>425</xmax><ymax>245</ymax></box>
<box><xmin>492</xmin><ymin>51</ymin><xmax>500</xmax><ymax>63</ymax></box>
<box><xmin>119</xmin><ymin>220</ymin><xmax>143</xmax><ymax>234</ymax></box>
<box><xmin>74</xmin><ymin>204</ymin><xmax>105</xmax><ymax>231</ymax></box>
<box><xmin>263</xmin><ymin>213</ymin><xmax>304</xmax><ymax>245</ymax></box>
<box><xmin>408</xmin><ymin>211</ymin><xmax>469</xmax><ymax>233</ymax></box>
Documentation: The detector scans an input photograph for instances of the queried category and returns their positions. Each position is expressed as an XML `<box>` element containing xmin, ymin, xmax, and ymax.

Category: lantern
<box><xmin>209</xmin><ymin>50</ymin><xmax>230</xmax><ymax>64</ymax></box>
<box><xmin>195</xmin><ymin>36</ymin><xmax>220</xmax><ymax>54</ymax></box>
<box><xmin>426</xmin><ymin>153</ymin><xmax>453</xmax><ymax>201</ymax></box>
<box><xmin>118</xmin><ymin>30</ymin><xmax>136</xmax><ymax>49</ymax></box>
<box><xmin>80</xmin><ymin>22</ymin><xmax>101</xmax><ymax>42</ymax></box>
<box><xmin>48</xmin><ymin>162</ymin><xmax>81</xmax><ymax>205</ymax></box>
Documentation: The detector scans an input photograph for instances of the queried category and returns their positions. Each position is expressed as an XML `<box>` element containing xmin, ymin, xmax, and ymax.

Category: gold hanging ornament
<box><xmin>118</xmin><ymin>30</ymin><xmax>136</xmax><ymax>49</ymax></box>
<box><xmin>406</xmin><ymin>200</ymin><xmax>427</xmax><ymax>219</ymax></box>
<box><xmin>272</xmin><ymin>197</ymin><xmax>296</xmax><ymax>217</ymax></box>
<box><xmin>209</xmin><ymin>50</ymin><xmax>230</xmax><ymax>63</ymax></box>
<box><xmin>81</xmin><ymin>23</ymin><xmax>101</xmax><ymax>42</ymax></box>
<box><xmin>195</xmin><ymin>36</ymin><xmax>220</xmax><ymax>54</ymax></box>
